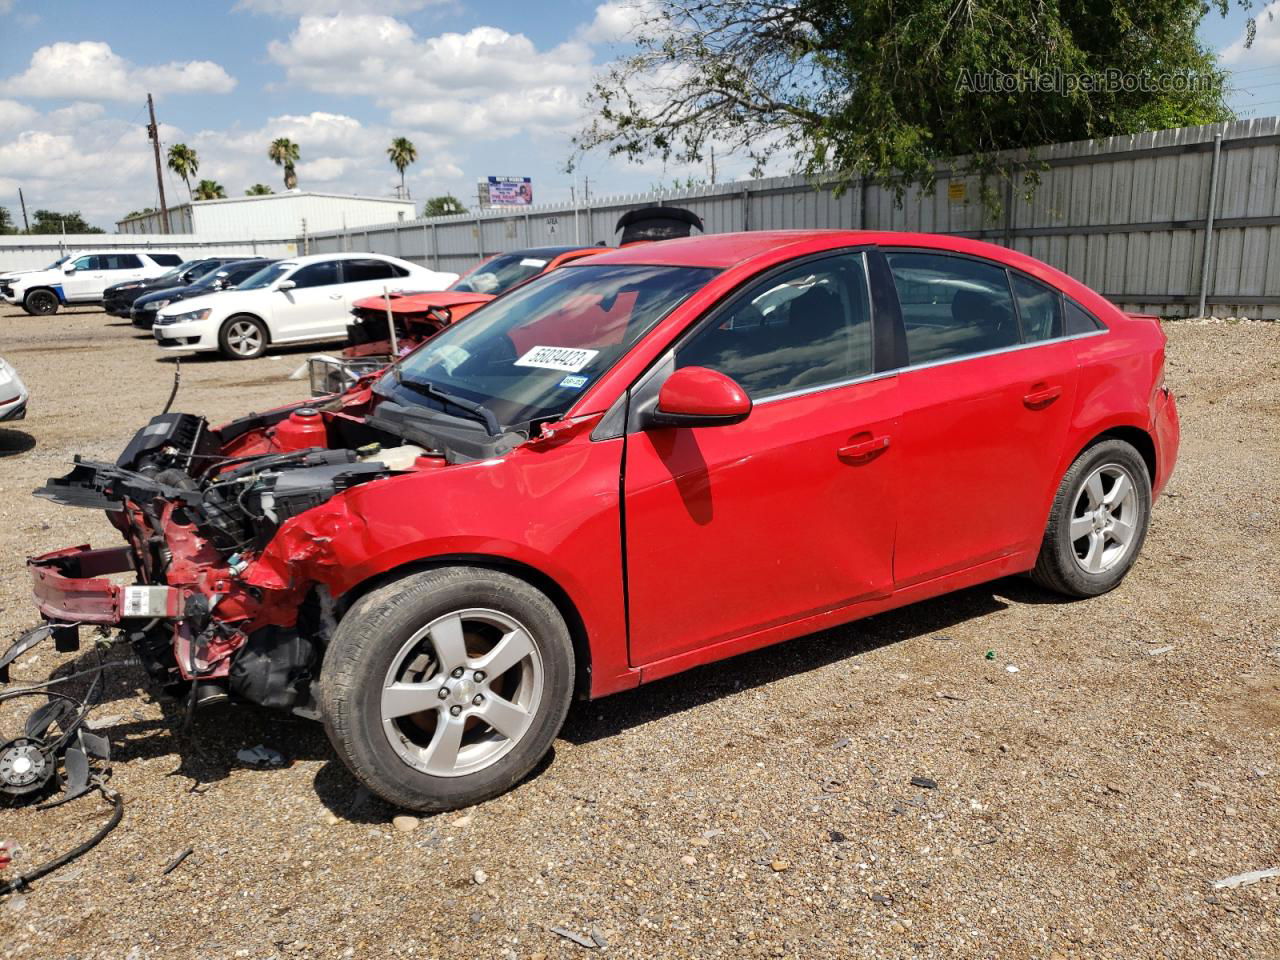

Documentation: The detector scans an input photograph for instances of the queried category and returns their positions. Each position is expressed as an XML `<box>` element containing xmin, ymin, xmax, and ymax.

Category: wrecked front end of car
<box><xmin>22</xmin><ymin>391</ymin><xmax>453</xmax><ymax>718</ymax></box>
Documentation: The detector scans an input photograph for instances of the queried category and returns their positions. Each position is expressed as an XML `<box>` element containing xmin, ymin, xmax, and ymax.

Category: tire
<box><xmin>23</xmin><ymin>289</ymin><xmax>59</xmax><ymax>316</ymax></box>
<box><xmin>319</xmin><ymin>567</ymin><xmax>575</xmax><ymax>812</ymax></box>
<box><xmin>218</xmin><ymin>315</ymin><xmax>268</xmax><ymax>360</ymax></box>
<box><xmin>1031</xmin><ymin>438</ymin><xmax>1152</xmax><ymax>597</ymax></box>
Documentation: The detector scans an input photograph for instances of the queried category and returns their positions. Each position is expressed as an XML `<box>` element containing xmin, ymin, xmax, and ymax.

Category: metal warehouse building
<box><xmin>115</xmin><ymin>191</ymin><xmax>417</xmax><ymax>239</ymax></box>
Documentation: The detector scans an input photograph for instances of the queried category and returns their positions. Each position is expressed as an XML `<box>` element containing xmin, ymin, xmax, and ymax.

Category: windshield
<box><xmin>377</xmin><ymin>263</ymin><xmax>718</xmax><ymax>430</ymax></box>
<box><xmin>45</xmin><ymin>256</ymin><xmax>69</xmax><ymax>269</ymax></box>
<box><xmin>450</xmin><ymin>252</ymin><xmax>556</xmax><ymax>295</ymax></box>
<box><xmin>238</xmin><ymin>262</ymin><xmax>293</xmax><ymax>290</ymax></box>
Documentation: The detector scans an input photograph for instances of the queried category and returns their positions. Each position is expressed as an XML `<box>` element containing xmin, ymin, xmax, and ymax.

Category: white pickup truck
<box><xmin>1</xmin><ymin>249</ymin><xmax>183</xmax><ymax>315</ymax></box>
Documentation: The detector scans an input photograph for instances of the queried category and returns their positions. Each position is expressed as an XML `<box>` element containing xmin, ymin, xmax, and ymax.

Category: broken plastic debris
<box><xmin>1213</xmin><ymin>866</ymin><xmax>1280</xmax><ymax>890</ymax></box>
<box><xmin>236</xmin><ymin>744</ymin><xmax>286</xmax><ymax>768</ymax></box>
<box><xmin>1147</xmin><ymin>645</ymin><xmax>1174</xmax><ymax>656</ymax></box>
<box><xmin>984</xmin><ymin>650</ymin><xmax>996</xmax><ymax>661</ymax></box>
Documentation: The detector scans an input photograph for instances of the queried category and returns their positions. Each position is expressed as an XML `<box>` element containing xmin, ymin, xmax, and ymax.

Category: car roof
<box><xmin>489</xmin><ymin>246</ymin><xmax>598</xmax><ymax>259</ymax></box>
<box><xmin>285</xmin><ymin>252</ymin><xmax>405</xmax><ymax>265</ymax></box>
<box><xmin>577</xmin><ymin>230</ymin><xmax>1047</xmax><ymax>270</ymax></box>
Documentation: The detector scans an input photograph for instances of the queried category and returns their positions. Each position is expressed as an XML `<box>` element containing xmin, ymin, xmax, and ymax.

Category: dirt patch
<box><xmin>0</xmin><ymin>306</ymin><xmax>1276</xmax><ymax>959</ymax></box>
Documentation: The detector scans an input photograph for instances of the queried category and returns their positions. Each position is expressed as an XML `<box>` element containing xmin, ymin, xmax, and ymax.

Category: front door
<box><xmin>881</xmin><ymin>250</ymin><xmax>1080</xmax><ymax>586</ymax></box>
<box><xmin>272</xmin><ymin>259</ymin><xmax>346</xmax><ymax>342</ymax></box>
<box><xmin>624</xmin><ymin>251</ymin><xmax>900</xmax><ymax>667</ymax></box>
<box><xmin>60</xmin><ymin>255</ymin><xmax>100</xmax><ymax>301</ymax></box>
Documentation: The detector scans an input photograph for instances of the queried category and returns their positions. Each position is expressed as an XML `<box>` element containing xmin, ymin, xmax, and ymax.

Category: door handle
<box><xmin>1023</xmin><ymin>384</ymin><xmax>1062</xmax><ymax>408</ymax></box>
<box><xmin>837</xmin><ymin>435</ymin><xmax>890</xmax><ymax>462</ymax></box>
<box><xmin>328</xmin><ymin>294</ymin><xmax>343</xmax><ymax>300</ymax></box>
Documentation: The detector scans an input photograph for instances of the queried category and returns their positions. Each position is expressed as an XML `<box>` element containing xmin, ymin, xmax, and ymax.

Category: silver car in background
<box><xmin>0</xmin><ymin>357</ymin><xmax>29</xmax><ymax>422</ymax></box>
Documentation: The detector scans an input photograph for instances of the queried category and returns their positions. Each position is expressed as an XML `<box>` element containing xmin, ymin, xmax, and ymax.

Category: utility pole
<box><xmin>710</xmin><ymin>147</ymin><xmax>717</xmax><ymax>186</ymax></box>
<box><xmin>17</xmin><ymin>187</ymin><xmax>29</xmax><ymax>232</ymax></box>
<box><xmin>146</xmin><ymin>93</ymin><xmax>169</xmax><ymax>234</ymax></box>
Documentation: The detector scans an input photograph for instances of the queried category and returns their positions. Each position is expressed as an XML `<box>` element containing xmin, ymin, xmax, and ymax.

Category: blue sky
<box><xmin>0</xmin><ymin>0</ymin><xmax>1275</xmax><ymax>229</ymax></box>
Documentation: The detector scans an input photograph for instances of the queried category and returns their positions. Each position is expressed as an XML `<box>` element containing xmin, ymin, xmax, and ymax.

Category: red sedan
<box><xmin>27</xmin><ymin>230</ymin><xmax>1178</xmax><ymax>811</ymax></box>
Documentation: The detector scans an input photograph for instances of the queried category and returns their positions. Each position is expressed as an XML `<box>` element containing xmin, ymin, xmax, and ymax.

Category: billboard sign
<box><xmin>486</xmin><ymin>176</ymin><xmax>533</xmax><ymax>206</ymax></box>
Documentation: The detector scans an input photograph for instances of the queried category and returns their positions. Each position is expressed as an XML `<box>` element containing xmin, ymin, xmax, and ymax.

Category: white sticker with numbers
<box><xmin>513</xmin><ymin>345</ymin><xmax>599</xmax><ymax>373</ymax></box>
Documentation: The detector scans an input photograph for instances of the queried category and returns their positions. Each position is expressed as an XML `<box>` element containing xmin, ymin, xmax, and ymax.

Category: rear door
<box><xmin>623</xmin><ymin>250</ymin><xmax>900</xmax><ymax>667</ymax></box>
<box><xmin>270</xmin><ymin>259</ymin><xmax>345</xmax><ymax>342</ymax></box>
<box><xmin>879</xmin><ymin>249</ymin><xmax>1080</xmax><ymax>586</ymax></box>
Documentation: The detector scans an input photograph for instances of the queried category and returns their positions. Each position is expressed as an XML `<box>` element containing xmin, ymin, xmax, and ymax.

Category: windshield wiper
<box><xmin>395</xmin><ymin>378</ymin><xmax>502</xmax><ymax>436</ymax></box>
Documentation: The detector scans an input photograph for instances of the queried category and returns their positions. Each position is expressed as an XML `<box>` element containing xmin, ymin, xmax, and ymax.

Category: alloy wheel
<box><xmin>380</xmin><ymin>608</ymin><xmax>543</xmax><ymax>778</ymax></box>
<box><xmin>1069</xmin><ymin>463</ymin><xmax>1140</xmax><ymax>574</ymax></box>
<box><xmin>226</xmin><ymin>320</ymin><xmax>263</xmax><ymax>356</ymax></box>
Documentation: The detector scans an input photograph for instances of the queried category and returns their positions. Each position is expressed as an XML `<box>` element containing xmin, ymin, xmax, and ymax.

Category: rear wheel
<box><xmin>319</xmin><ymin>567</ymin><xmax>575</xmax><ymax>812</ymax></box>
<box><xmin>23</xmin><ymin>289</ymin><xmax>58</xmax><ymax>316</ymax></box>
<box><xmin>1031</xmin><ymin>438</ymin><xmax>1151</xmax><ymax>597</ymax></box>
<box><xmin>218</xmin><ymin>315</ymin><xmax>267</xmax><ymax>359</ymax></box>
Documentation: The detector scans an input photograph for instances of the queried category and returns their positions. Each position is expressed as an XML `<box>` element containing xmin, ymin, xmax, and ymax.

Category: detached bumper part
<box><xmin>29</xmin><ymin>545</ymin><xmax>183</xmax><ymax>624</ymax></box>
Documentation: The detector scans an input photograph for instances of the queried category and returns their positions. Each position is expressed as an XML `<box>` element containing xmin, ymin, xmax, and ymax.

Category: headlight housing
<box><xmin>156</xmin><ymin>307</ymin><xmax>211</xmax><ymax>326</ymax></box>
<box><xmin>144</xmin><ymin>299</ymin><xmax>169</xmax><ymax>311</ymax></box>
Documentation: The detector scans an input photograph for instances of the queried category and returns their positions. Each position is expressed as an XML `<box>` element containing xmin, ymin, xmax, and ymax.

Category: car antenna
<box><xmin>161</xmin><ymin>356</ymin><xmax>181</xmax><ymax>415</ymax></box>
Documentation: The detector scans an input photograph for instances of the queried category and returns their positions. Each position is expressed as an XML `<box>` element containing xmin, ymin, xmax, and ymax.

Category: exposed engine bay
<box><xmin>17</xmin><ymin>386</ymin><xmax>528</xmax><ymax>721</ymax></box>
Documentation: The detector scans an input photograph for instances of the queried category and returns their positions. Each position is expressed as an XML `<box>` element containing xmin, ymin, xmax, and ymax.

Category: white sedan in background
<box><xmin>0</xmin><ymin>357</ymin><xmax>29</xmax><ymax>422</ymax></box>
<box><xmin>152</xmin><ymin>253</ymin><xmax>458</xmax><ymax>360</ymax></box>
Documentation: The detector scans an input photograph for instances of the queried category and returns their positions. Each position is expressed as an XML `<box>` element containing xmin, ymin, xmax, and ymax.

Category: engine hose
<box><xmin>0</xmin><ymin>786</ymin><xmax>123</xmax><ymax>896</ymax></box>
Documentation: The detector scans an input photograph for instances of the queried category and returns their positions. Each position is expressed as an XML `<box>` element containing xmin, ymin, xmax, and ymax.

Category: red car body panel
<box><xmin>29</xmin><ymin>230</ymin><xmax>1179</xmax><ymax>704</ymax></box>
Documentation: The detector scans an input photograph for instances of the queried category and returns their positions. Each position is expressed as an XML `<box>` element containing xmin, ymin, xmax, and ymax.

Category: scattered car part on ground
<box><xmin>0</xmin><ymin>357</ymin><xmax>30</xmax><ymax>423</ymax></box>
<box><xmin>14</xmin><ymin>230</ymin><xmax>1178</xmax><ymax>812</ymax></box>
<box><xmin>130</xmin><ymin>258</ymin><xmax>274</xmax><ymax>329</ymax></box>
<box><xmin>3</xmin><ymin>251</ymin><xmax>183</xmax><ymax>316</ymax></box>
<box><xmin>151</xmin><ymin>253</ymin><xmax>457</xmax><ymax>360</ymax></box>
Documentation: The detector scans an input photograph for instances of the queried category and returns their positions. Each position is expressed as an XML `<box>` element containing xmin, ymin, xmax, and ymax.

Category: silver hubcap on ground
<box><xmin>227</xmin><ymin>320</ymin><xmax>263</xmax><ymax>356</ymax></box>
<box><xmin>380</xmin><ymin>608</ymin><xmax>543</xmax><ymax>778</ymax></box>
<box><xmin>1070</xmin><ymin>463</ymin><xmax>1139</xmax><ymax>574</ymax></box>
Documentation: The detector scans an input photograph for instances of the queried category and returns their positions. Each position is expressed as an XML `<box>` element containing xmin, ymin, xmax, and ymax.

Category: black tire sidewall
<box><xmin>25</xmin><ymin>290</ymin><xmax>58</xmax><ymax>316</ymax></box>
<box><xmin>320</xmin><ymin>568</ymin><xmax>574</xmax><ymax>812</ymax></box>
<box><xmin>218</xmin><ymin>315</ymin><xmax>267</xmax><ymax>360</ymax></box>
<box><xmin>1044</xmin><ymin>439</ymin><xmax>1152</xmax><ymax>596</ymax></box>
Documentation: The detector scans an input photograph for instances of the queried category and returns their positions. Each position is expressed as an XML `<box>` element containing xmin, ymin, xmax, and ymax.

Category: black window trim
<box><xmin>619</xmin><ymin>245</ymin><xmax>889</xmax><ymax>435</ymax></box>
<box><xmin>873</xmin><ymin>246</ymin><xmax>1111</xmax><ymax>374</ymax></box>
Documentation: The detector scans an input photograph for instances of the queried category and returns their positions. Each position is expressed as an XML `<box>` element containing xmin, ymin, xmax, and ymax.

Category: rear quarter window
<box><xmin>149</xmin><ymin>254</ymin><xmax>183</xmax><ymax>267</ymax></box>
<box><xmin>1065</xmin><ymin>300</ymin><xmax>1106</xmax><ymax>335</ymax></box>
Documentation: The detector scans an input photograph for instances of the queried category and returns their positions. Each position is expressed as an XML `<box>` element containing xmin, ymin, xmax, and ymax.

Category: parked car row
<box><xmin>103</xmin><ymin>257</ymin><xmax>252</xmax><ymax>318</ymax></box>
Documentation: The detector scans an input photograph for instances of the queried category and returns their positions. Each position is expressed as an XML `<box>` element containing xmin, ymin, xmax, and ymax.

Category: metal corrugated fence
<box><xmin>303</xmin><ymin>118</ymin><xmax>1280</xmax><ymax>318</ymax></box>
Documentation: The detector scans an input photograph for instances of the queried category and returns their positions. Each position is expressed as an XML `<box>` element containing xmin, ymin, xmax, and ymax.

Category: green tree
<box><xmin>166</xmin><ymin>143</ymin><xmax>200</xmax><ymax>198</ymax></box>
<box><xmin>123</xmin><ymin>207</ymin><xmax>158</xmax><ymax>220</ymax></box>
<box><xmin>245</xmin><ymin>183</ymin><xmax>274</xmax><ymax>196</ymax></box>
<box><xmin>387</xmin><ymin>136</ymin><xmax>418</xmax><ymax>198</ymax></box>
<box><xmin>269</xmin><ymin>137</ymin><xmax>300</xmax><ymax>190</ymax></box>
<box><xmin>28</xmin><ymin>209</ymin><xmax>104</xmax><ymax>234</ymax></box>
<box><xmin>422</xmin><ymin>194</ymin><xmax>465</xmax><ymax>217</ymax></box>
<box><xmin>193</xmin><ymin>180</ymin><xmax>227</xmax><ymax>200</ymax></box>
<box><xmin>577</xmin><ymin>0</ymin><xmax>1242</xmax><ymax>201</ymax></box>
<box><xmin>0</xmin><ymin>207</ymin><xmax>15</xmax><ymax>234</ymax></box>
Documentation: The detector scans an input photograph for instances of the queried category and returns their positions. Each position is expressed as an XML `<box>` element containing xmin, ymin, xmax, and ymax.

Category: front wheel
<box><xmin>218</xmin><ymin>315</ymin><xmax>268</xmax><ymax>359</ymax></box>
<box><xmin>23</xmin><ymin>289</ymin><xmax>59</xmax><ymax>316</ymax></box>
<box><xmin>1031</xmin><ymin>438</ymin><xmax>1152</xmax><ymax>597</ymax></box>
<box><xmin>319</xmin><ymin>567</ymin><xmax>575</xmax><ymax>812</ymax></box>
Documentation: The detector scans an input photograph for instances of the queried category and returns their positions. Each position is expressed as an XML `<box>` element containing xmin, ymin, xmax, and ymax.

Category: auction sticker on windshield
<box><xmin>514</xmin><ymin>345</ymin><xmax>599</xmax><ymax>372</ymax></box>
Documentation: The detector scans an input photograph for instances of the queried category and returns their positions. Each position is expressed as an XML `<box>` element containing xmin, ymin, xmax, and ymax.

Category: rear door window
<box><xmin>102</xmin><ymin>254</ymin><xmax>143</xmax><ymax>270</ymax></box>
<box><xmin>149</xmin><ymin>254</ymin><xmax>183</xmax><ymax>267</ymax></box>
<box><xmin>341</xmin><ymin>259</ymin><xmax>397</xmax><ymax>283</ymax></box>
<box><xmin>1010</xmin><ymin>273</ymin><xmax>1063</xmax><ymax>342</ymax></box>
<box><xmin>886</xmin><ymin>252</ymin><xmax>1019</xmax><ymax>365</ymax></box>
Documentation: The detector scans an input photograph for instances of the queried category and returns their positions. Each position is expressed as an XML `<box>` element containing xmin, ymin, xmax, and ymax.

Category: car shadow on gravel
<box><xmin>560</xmin><ymin>580</ymin><xmax>1021</xmax><ymax>745</ymax></box>
<box><xmin>0</xmin><ymin>427</ymin><xmax>36</xmax><ymax>457</ymax></box>
<box><xmin>152</xmin><ymin>342</ymin><xmax>340</xmax><ymax>364</ymax></box>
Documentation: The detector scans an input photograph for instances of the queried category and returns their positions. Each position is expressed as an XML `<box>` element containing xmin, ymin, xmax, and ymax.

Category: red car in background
<box><xmin>23</xmin><ymin>230</ymin><xmax>1178</xmax><ymax>812</ymax></box>
<box><xmin>344</xmin><ymin>246</ymin><xmax>606</xmax><ymax>358</ymax></box>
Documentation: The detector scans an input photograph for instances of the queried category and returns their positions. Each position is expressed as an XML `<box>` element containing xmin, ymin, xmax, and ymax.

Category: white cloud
<box><xmin>1221</xmin><ymin>3</ymin><xmax>1280</xmax><ymax>64</ymax></box>
<box><xmin>0</xmin><ymin>99</ymin><xmax>37</xmax><ymax>132</ymax></box>
<box><xmin>268</xmin><ymin>16</ymin><xmax>591</xmax><ymax>138</ymax></box>
<box><xmin>577</xmin><ymin>1</ymin><xmax>655</xmax><ymax>45</ymax></box>
<box><xmin>2</xmin><ymin>41</ymin><xmax>235</xmax><ymax>101</ymax></box>
<box><xmin>235</xmin><ymin>0</ymin><xmax>447</xmax><ymax>14</ymax></box>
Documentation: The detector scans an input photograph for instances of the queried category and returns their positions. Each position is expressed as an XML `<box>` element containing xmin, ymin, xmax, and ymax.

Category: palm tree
<box><xmin>387</xmin><ymin>136</ymin><xmax>417</xmax><ymax>198</ymax></box>
<box><xmin>193</xmin><ymin>179</ymin><xmax>226</xmax><ymax>200</ymax></box>
<box><xmin>167</xmin><ymin>143</ymin><xmax>199</xmax><ymax>198</ymax></box>
<box><xmin>268</xmin><ymin>137</ymin><xmax>300</xmax><ymax>190</ymax></box>
<box><xmin>245</xmin><ymin>183</ymin><xmax>274</xmax><ymax>196</ymax></box>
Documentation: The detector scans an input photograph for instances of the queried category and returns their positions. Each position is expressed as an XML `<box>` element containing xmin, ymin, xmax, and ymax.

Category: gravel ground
<box><xmin>0</xmin><ymin>306</ymin><xmax>1276</xmax><ymax>960</ymax></box>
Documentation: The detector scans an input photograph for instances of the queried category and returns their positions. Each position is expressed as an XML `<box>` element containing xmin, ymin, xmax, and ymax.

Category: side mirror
<box><xmin>63</xmin><ymin>265</ymin><xmax>76</xmax><ymax>274</ymax></box>
<box><xmin>276</xmin><ymin>279</ymin><xmax>296</xmax><ymax>291</ymax></box>
<box><xmin>645</xmin><ymin>366</ymin><xmax>751</xmax><ymax>429</ymax></box>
